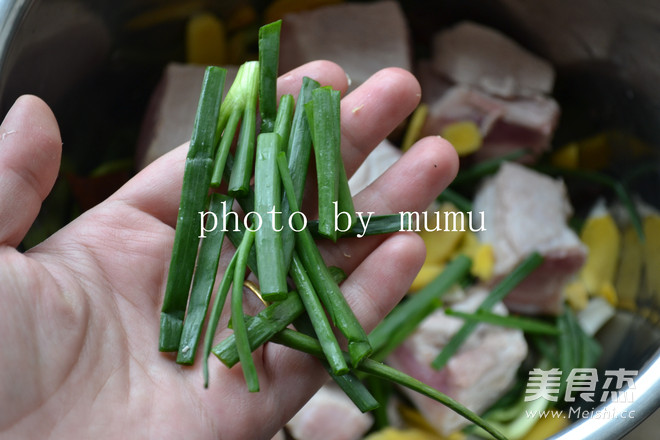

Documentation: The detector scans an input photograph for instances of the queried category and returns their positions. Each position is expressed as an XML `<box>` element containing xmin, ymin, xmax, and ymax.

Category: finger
<box><xmin>354</xmin><ymin>136</ymin><xmax>458</xmax><ymax>215</ymax></box>
<box><xmin>278</xmin><ymin>59</ymin><xmax>349</xmax><ymax>99</ymax></box>
<box><xmin>110</xmin><ymin>60</ymin><xmax>349</xmax><ymax>228</ymax></box>
<box><xmin>321</xmin><ymin>135</ymin><xmax>459</xmax><ymax>273</ymax></box>
<box><xmin>339</xmin><ymin>231</ymin><xmax>426</xmax><ymax>332</ymax></box>
<box><xmin>340</xmin><ymin>67</ymin><xmax>421</xmax><ymax>177</ymax></box>
<box><xmin>0</xmin><ymin>95</ymin><xmax>61</xmax><ymax>247</ymax></box>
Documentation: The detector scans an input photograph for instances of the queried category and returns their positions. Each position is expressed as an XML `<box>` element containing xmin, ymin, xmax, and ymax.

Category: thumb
<box><xmin>0</xmin><ymin>95</ymin><xmax>61</xmax><ymax>247</ymax></box>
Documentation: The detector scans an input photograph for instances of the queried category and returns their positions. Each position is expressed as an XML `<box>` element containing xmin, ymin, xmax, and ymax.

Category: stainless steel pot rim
<box><xmin>549</xmin><ymin>346</ymin><xmax>660</xmax><ymax>439</ymax></box>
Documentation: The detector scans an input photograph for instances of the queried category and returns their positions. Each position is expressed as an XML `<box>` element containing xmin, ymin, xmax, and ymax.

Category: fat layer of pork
<box><xmin>279</xmin><ymin>0</ymin><xmax>411</xmax><ymax>90</ymax></box>
<box><xmin>431</xmin><ymin>21</ymin><xmax>555</xmax><ymax>99</ymax></box>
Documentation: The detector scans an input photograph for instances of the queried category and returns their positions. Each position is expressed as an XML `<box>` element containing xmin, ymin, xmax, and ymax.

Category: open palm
<box><xmin>0</xmin><ymin>61</ymin><xmax>457</xmax><ymax>440</ymax></box>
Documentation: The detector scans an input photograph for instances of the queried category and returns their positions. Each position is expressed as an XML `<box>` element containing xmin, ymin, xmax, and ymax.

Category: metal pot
<box><xmin>1</xmin><ymin>0</ymin><xmax>658</xmax><ymax>438</ymax></box>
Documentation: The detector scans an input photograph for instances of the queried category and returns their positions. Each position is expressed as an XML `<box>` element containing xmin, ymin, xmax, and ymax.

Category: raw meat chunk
<box><xmin>387</xmin><ymin>288</ymin><xmax>528</xmax><ymax>435</ymax></box>
<box><xmin>279</xmin><ymin>1</ymin><xmax>411</xmax><ymax>90</ymax></box>
<box><xmin>431</xmin><ymin>21</ymin><xmax>554</xmax><ymax>98</ymax></box>
<box><xmin>473</xmin><ymin>162</ymin><xmax>587</xmax><ymax>315</ymax></box>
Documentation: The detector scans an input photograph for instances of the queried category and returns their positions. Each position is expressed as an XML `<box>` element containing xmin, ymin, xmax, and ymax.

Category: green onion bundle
<box><xmin>158</xmin><ymin>19</ymin><xmax>508</xmax><ymax>440</ymax></box>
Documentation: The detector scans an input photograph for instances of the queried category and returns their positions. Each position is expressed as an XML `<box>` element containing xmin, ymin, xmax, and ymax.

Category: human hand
<box><xmin>0</xmin><ymin>61</ymin><xmax>457</xmax><ymax>439</ymax></box>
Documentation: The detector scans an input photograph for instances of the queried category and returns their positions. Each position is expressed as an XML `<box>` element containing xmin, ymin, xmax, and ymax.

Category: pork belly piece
<box><xmin>431</xmin><ymin>21</ymin><xmax>555</xmax><ymax>99</ymax></box>
<box><xmin>473</xmin><ymin>162</ymin><xmax>587</xmax><ymax>315</ymax></box>
<box><xmin>279</xmin><ymin>1</ymin><xmax>411</xmax><ymax>90</ymax></box>
<box><xmin>286</xmin><ymin>384</ymin><xmax>373</xmax><ymax>440</ymax></box>
<box><xmin>136</xmin><ymin>63</ymin><xmax>238</xmax><ymax>169</ymax></box>
<box><xmin>420</xmin><ymin>85</ymin><xmax>559</xmax><ymax>161</ymax></box>
<box><xmin>387</xmin><ymin>288</ymin><xmax>528</xmax><ymax>436</ymax></box>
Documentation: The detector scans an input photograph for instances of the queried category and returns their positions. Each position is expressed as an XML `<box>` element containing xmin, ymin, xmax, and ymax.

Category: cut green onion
<box><xmin>277</xmin><ymin>151</ymin><xmax>372</xmax><ymax>366</ymax></box>
<box><xmin>306</xmin><ymin>86</ymin><xmax>343</xmax><ymax>241</ymax></box>
<box><xmin>211</xmin><ymin>108</ymin><xmax>241</xmax><ymax>187</ymax></box>
<box><xmin>224</xmin><ymin>152</ymin><xmax>256</xmax><ymax>214</ymax></box>
<box><xmin>290</xmin><ymin>254</ymin><xmax>348</xmax><ymax>375</ymax></box>
<box><xmin>159</xmin><ymin>66</ymin><xmax>226</xmax><ymax>352</ymax></box>
<box><xmin>286</xmin><ymin>77</ymin><xmax>320</xmax><ymax>194</ymax></box>
<box><xmin>328</xmin><ymin>265</ymin><xmax>347</xmax><ymax>284</ymax></box>
<box><xmin>366</xmin><ymin>376</ymin><xmax>392</xmax><ymax>429</ymax></box>
<box><xmin>557</xmin><ymin>307</ymin><xmax>602</xmax><ymax>400</ymax></box>
<box><xmin>203</xmin><ymin>241</ymin><xmax>241</xmax><ymax>388</ymax></box>
<box><xmin>164</xmin><ymin>22</ymin><xmax>523</xmax><ymax>436</ymax></box>
<box><xmin>432</xmin><ymin>252</ymin><xmax>544</xmax><ymax>370</ymax></box>
<box><xmin>330</xmin><ymin>370</ymin><xmax>380</xmax><ymax>413</ymax></box>
<box><xmin>254</xmin><ymin>133</ymin><xmax>287</xmax><ymax>301</ymax></box>
<box><xmin>225</xmin><ymin>218</ymin><xmax>259</xmax><ymax>277</ymax></box>
<box><xmin>213</xmin><ymin>291</ymin><xmax>304</xmax><ymax>368</ymax></box>
<box><xmin>177</xmin><ymin>193</ymin><xmax>233</xmax><ymax>364</ymax></box>
<box><xmin>228</xmin><ymin>61</ymin><xmax>259</xmax><ymax>197</ymax></box>
<box><xmin>451</xmin><ymin>149</ymin><xmax>527</xmax><ymax>187</ymax></box>
<box><xmin>274</xmin><ymin>94</ymin><xmax>295</xmax><ymax>150</ymax></box>
<box><xmin>294</xmin><ymin>314</ymin><xmax>378</xmax><ymax>411</ymax></box>
<box><xmin>258</xmin><ymin>19</ymin><xmax>282</xmax><ymax>134</ymax></box>
<box><xmin>217</xmin><ymin>62</ymin><xmax>252</xmax><ymax>134</ymax></box>
<box><xmin>231</xmin><ymin>229</ymin><xmax>259</xmax><ymax>392</ymax></box>
<box><xmin>444</xmin><ymin>309</ymin><xmax>560</xmax><ymax>335</ymax></box>
<box><xmin>281</xmin><ymin>77</ymin><xmax>320</xmax><ymax>268</ymax></box>
<box><xmin>308</xmin><ymin>214</ymin><xmax>408</xmax><ymax>239</ymax></box>
<box><xmin>330</xmin><ymin>89</ymin><xmax>355</xmax><ymax>234</ymax></box>
<box><xmin>336</xmin><ymin>163</ymin><xmax>356</xmax><ymax>233</ymax></box>
<box><xmin>215</xmin><ymin>300</ymin><xmax>378</xmax><ymax>412</ymax></box>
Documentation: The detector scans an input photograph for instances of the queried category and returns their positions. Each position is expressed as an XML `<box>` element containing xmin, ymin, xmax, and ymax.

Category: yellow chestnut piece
<box><xmin>410</xmin><ymin>264</ymin><xmax>445</xmax><ymax>293</ymax></box>
<box><xmin>402</xmin><ymin>104</ymin><xmax>429</xmax><ymax>152</ymax></box>
<box><xmin>565</xmin><ymin>280</ymin><xmax>589</xmax><ymax>311</ymax></box>
<box><xmin>579</xmin><ymin>210</ymin><xmax>620</xmax><ymax>303</ymax></box>
<box><xmin>186</xmin><ymin>12</ymin><xmax>227</xmax><ymax>66</ymax></box>
<box><xmin>418</xmin><ymin>203</ymin><xmax>466</xmax><ymax>266</ymax></box>
<box><xmin>615</xmin><ymin>226</ymin><xmax>643</xmax><ymax>311</ymax></box>
<box><xmin>441</xmin><ymin>121</ymin><xmax>482</xmax><ymax>156</ymax></box>
<box><xmin>455</xmin><ymin>230</ymin><xmax>479</xmax><ymax>258</ymax></box>
<box><xmin>643</xmin><ymin>214</ymin><xmax>660</xmax><ymax>298</ymax></box>
<box><xmin>551</xmin><ymin>142</ymin><xmax>579</xmax><ymax>169</ymax></box>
